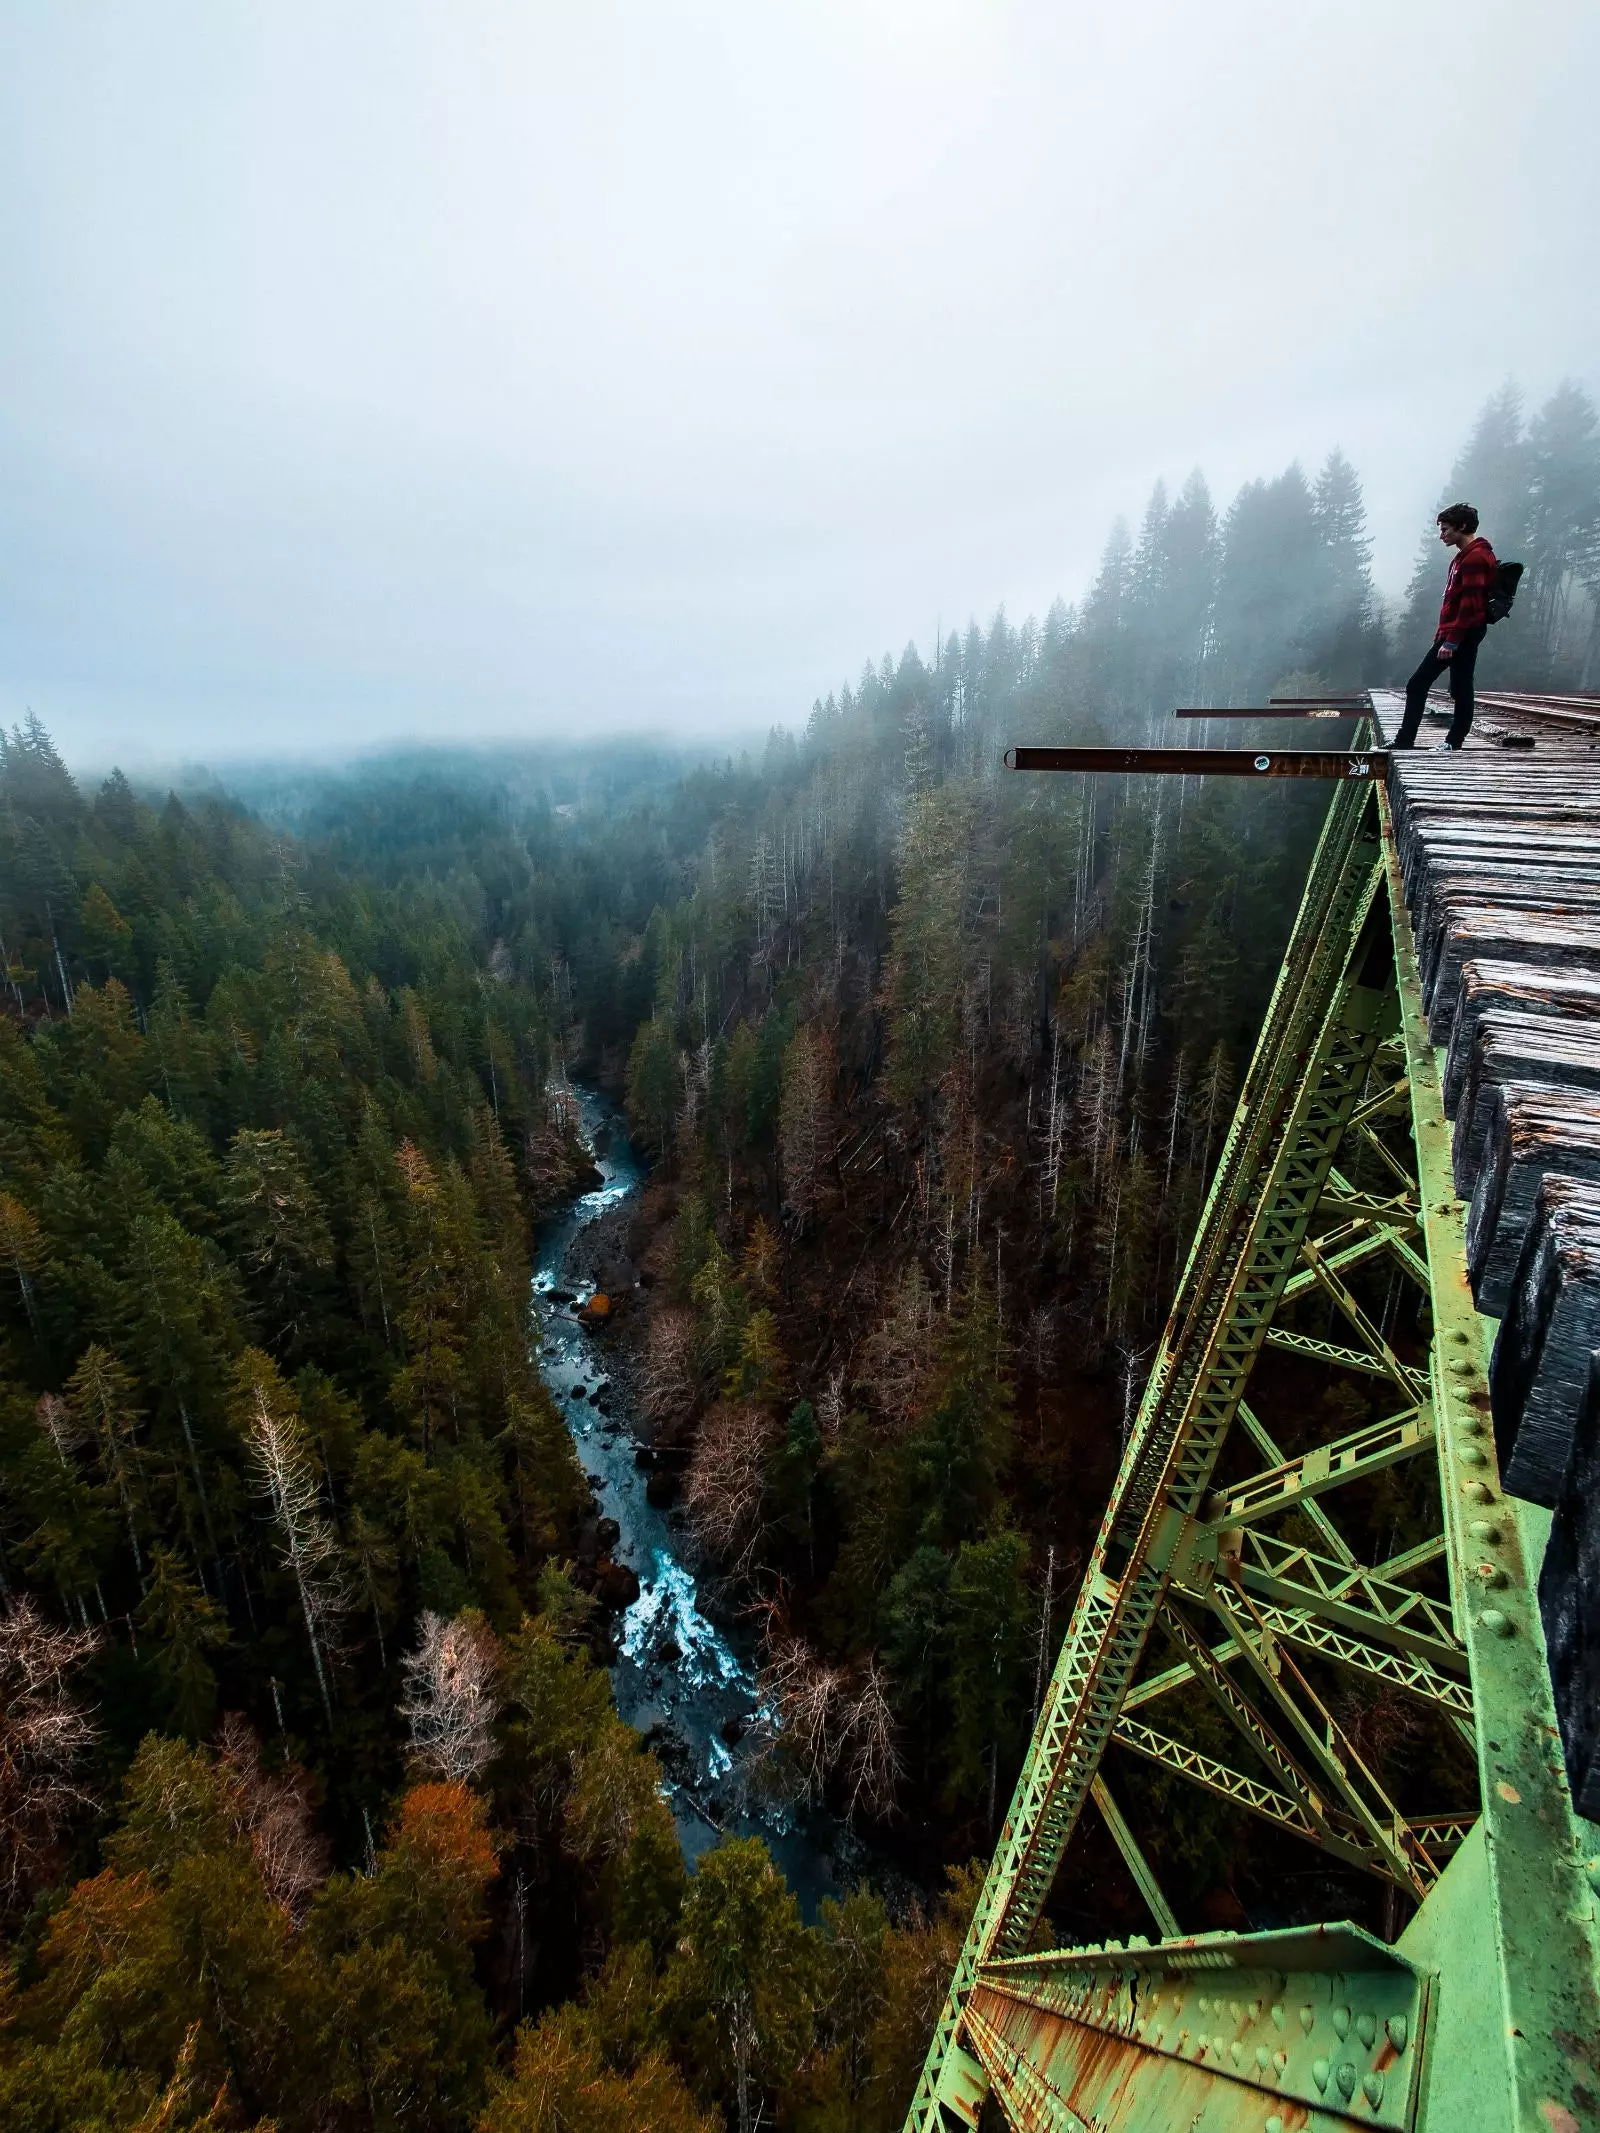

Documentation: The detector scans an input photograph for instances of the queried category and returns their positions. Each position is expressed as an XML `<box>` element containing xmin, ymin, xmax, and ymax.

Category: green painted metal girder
<box><xmin>1203</xmin><ymin>1576</ymin><xmax>1432</xmax><ymax>1894</ymax></box>
<box><xmin>1090</xmin><ymin>1775</ymin><xmax>1181</xmax><ymax>1940</ymax></box>
<box><xmin>967</xmin><ymin>1926</ymin><xmax>1430</xmax><ymax>2133</ymax></box>
<box><xmin>1235</xmin><ymin>1398</ymin><xmax>1358</xmax><ymax>1565</ymax></box>
<box><xmin>1263</xmin><ymin>1325</ymin><xmax>1417</xmax><ymax>1382</ymax></box>
<box><xmin>1376</xmin><ymin>1535</ymin><xmax>1446</xmax><ymax>1582</ymax></box>
<box><xmin>1200</xmin><ymin>1406</ymin><xmax>1432</xmax><ymax>1532</ymax></box>
<box><xmin>1127</xmin><ymin>1585</ymin><xmax>1471</xmax><ymax>1725</ymax></box>
<box><xmin>1216</xmin><ymin>1528</ymin><xmax>1464</xmax><ymax>1675</ymax></box>
<box><xmin>1373</xmin><ymin>781</ymin><xmax>1600</xmax><ymax>2131</ymax></box>
<box><xmin>907</xmin><ymin>768</ymin><xmax>1600</xmax><ymax>2133</ymax></box>
<box><xmin>906</xmin><ymin>781</ymin><xmax>1394</xmax><ymax>2132</ymax></box>
<box><xmin>1279</xmin><ymin>1216</ymin><xmax>1418</xmax><ymax>1301</ymax></box>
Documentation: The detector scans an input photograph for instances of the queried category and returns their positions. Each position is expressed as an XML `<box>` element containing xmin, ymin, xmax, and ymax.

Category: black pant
<box><xmin>1394</xmin><ymin>626</ymin><xmax>1486</xmax><ymax>748</ymax></box>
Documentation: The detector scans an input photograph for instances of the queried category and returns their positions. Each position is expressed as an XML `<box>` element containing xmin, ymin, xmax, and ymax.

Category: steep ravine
<box><xmin>532</xmin><ymin>1085</ymin><xmax>862</xmax><ymax>1915</ymax></box>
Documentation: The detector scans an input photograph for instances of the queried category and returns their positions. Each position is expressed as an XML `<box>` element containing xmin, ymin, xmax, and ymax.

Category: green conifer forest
<box><xmin>2</xmin><ymin>389</ymin><xmax>1598</xmax><ymax>2132</ymax></box>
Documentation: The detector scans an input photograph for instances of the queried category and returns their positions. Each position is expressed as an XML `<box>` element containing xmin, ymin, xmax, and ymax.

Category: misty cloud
<box><xmin>1</xmin><ymin>1</ymin><xmax>1596</xmax><ymax>765</ymax></box>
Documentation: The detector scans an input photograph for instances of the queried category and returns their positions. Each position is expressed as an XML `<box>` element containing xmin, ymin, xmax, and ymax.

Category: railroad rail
<box><xmin>906</xmin><ymin>690</ymin><xmax>1600</xmax><ymax>2133</ymax></box>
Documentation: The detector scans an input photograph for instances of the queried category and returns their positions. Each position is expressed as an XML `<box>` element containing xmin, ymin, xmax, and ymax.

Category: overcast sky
<box><xmin>2</xmin><ymin>3</ymin><xmax>1596</xmax><ymax>770</ymax></box>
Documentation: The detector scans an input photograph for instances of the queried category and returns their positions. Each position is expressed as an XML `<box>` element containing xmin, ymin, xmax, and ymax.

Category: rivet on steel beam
<box><xmin>1460</xmin><ymin>1446</ymin><xmax>1487</xmax><ymax>1467</ymax></box>
<box><xmin>1312</xmin><ymin>2056</ymin><xmax>1331</xmax><ymax>2092</ymax></box>
<box><xmin>1300</xmin><ymin>2006</ymin><xmax>1315</xmax><ymax>2034</ymax></box>
<box><xmin>1480</xmin><ymin>1609</ymin><xmax>1514</xmax><ymax>1637</ymax></box>
<box><xmin>1265</xmin><ymin>2118</ymin><xmax>1284</xmax><ymax>2133</ymax></box>
<box><xmin>1468</xmin><ymin>1519</ymin><xmax>1502</xmax><ymax>1543</ymax></box>
<box><xmin>1332</xmin><ymin>2006</ymin><xmax>1351</xmax><ymax>2040</ymax></box>
<box><xmin>1270</xmin><ymin>2003</ymin><xmax>1285</xmax><ymax>2030</ymax></box>
<box><xmin>1272</xmin><ymin>2050</ymin><xmax>1287</xmax><ymax>2074</ymax></box>
<box><xmin>1364</xmin><ymin>2070</ymin><xmax>1385</xmax><ymax>2107</ymax></box>
<box><xmin>1386</xmin><ymin>2014</ymin><xmax>1409</xmax><ymax>2053</ymax></box>
<box><xmin>1356</xmin><ymin>2011</ymin><xmax>1376</xmax><ymax>2048</ymax></box>
<box><xmin>1256</xmin><ymin>2045</ymin><xmax>1272</xmax><ymax>2071</ymax></box>
<box><xmin>1464</xmin><ymin>1480</ymin><xmax>1494</xmax><ymax>1504</ymax></box>
<box><xmin>1336</xmin><ymin>2061</ymin><xmax>1358</xmax><ymax>2100</ymax></box>
<box><xmin>1584</xmin><ymin>1857</ymin><xmax>1600</xmax><ymax>1894</ymax></box>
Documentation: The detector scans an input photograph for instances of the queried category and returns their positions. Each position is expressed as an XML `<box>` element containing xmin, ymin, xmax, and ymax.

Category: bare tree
<box><xmin>247</xmin><ymin>1389</ymin><xmax>349</xmax><ymax>1725</ymax></box>
<box><xmin>399</xmin><ymin>1609</ymin><xmax>501</xmax><ymax>1786</ymax></box>
<box><xmin>215</xmin><ymin>1712</ymin><xmax>328</xmax><ymax>1918</ymax></box>
<box><xmin>839</xmin><ymin>1658</ymin><xmax>902</xmax><ymax>1820</ymax></box>
<box><xmin>35</xmin><ymin>1391</ymin><xmax>85</xmax><ymax>1463</ymax></box>
<box><xmin>755</xmin><ymin>1633</ymin><xmax>847</xmax><ymax>1801</ymax></box>
<box><xmin>815</xmin><ymin>1363</ymin><xmax>847</xmax><ymax>1448</ymax></box>
<box><xmin>752</xmin><ymin>1632</ymin><xmax>901</xmax><ymax>1821</ymax></box>
<box><xmin>684</xmin><ymin>1401</ymin><xmax>774</xmax><ymax>1574</ymax></box>
<box><xmin>642</xmin><ymin>1306</ymin><xmax>699</xmax><ymax>1432</ymax></box>
<box><xmin>779</xmin><ymin>1022</ymin><xmax>834</xmax><ymax>1221</ymax></box>
<box><xmin>858</xmin><ymin>1259</ymin><xmax>936</xmax><ymax>1431</ymax></box>
<box><xmin>0</xmin><ymin>1598</ymin><xmax>98</xmax><ymax>1913</ymax></box>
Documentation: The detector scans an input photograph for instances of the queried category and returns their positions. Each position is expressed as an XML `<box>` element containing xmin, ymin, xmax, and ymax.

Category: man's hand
<box><xmin>1437</xmin><ymin>641</ymin><xmax>1456</xmax><ymax>661</ymax></box>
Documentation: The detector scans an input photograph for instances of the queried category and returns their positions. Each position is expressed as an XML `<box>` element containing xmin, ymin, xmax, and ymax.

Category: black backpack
<box><xmin>1486</xmin><ymin>560</ymin><xmax>1524</xmax><ymax>624</ymax></box>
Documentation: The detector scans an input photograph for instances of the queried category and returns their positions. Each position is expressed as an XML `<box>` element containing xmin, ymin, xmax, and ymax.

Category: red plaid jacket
<box><xmin>1438</xmin><ymin>536</ymin><xmax>1497</xmax><ymax>640</ymax></box>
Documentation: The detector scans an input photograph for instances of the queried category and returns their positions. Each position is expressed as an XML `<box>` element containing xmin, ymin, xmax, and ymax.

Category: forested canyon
<box><xmin>2</xmin><ymin>384</ymin><xmax>1599</xmax><ymax>2133</ymax></box>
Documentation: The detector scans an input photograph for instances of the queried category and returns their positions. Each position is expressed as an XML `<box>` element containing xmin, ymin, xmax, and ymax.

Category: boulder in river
<box><xmin>645</xmin><ymin>1469</ymin><xmax>679</xmax><ymax>1508</ymax></box>
<box><xmin>594</xmin><ymin>1558</ymin><xmax>640</xmax><ymax>1609</ymax></box>
<box><xmin>580</xmin><ymin>1292</ymin><xmax>612</xmax><ymax>1322</ymax></box>
<box><xmin>656</xmin><ymin>1638</ymin><xmax>683</xmax><ymax>1666</ymax></box>
<box><xmin>633</xmin><ymin>1446</ymin><xmax>655</xmax><ymax>1470</ymax></box>
<box><xmin>595</xmin><ymin>1517</ymin><xmax>620</xmax><ymax>1552</ymax></box>
<box><xmin>719</xmin><ymin>1716</ymin><xmax>746</xmax><ymax>1747</ymax></box>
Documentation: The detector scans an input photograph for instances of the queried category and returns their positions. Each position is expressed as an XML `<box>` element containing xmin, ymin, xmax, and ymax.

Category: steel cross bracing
<box><xmin>904</xmin><ymin>772</ymin><xmax>1600</xmax><ymax>2133</ymax></box>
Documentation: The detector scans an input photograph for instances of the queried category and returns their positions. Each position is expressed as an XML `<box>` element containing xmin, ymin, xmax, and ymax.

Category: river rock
<box><xmin>633</xmin><ymin>1446</ymin><xmax>655</xmax><ymax>1470</ymax></box>
<box><xmin>645</xmin><ymin>1469</ymin><xmax>679</xmax><ymax>1508</ymax></box>
<box><xmin>595</xmin><ymin>1517</ymin><xmax>620</xmax><ymax>1552</ymax></box>
<box><xmin>719</xmin><ymin>1716</ymin><xmax>745</xmax><ymax>1747</ymax></box>
<box><xmin>656</xmin><ymin>1637</ymin><xmax>683</xmax><ymax>1666</ymax></box>
<box><xmin>594</xmin><ymin>1558</ymin><xmax>640</xmax><ymax>1609</ymax></box>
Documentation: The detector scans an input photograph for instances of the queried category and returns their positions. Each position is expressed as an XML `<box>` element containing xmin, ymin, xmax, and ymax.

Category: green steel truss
<box><xmin>905</xmin><ymin>777</ymin><xmax>1600</xmax><ymax>2133</ymax></box>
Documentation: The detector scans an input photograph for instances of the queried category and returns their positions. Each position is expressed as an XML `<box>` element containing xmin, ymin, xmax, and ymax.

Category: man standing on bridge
<box><xmin>1393</xmin><ymin>502</ymin><xmax>1498</xmax><ymax>750</ymax></box>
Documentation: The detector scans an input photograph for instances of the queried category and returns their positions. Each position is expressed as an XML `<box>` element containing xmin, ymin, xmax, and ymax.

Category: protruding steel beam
<box><xmin>1004</xmin><ymin>744</ymin><xmax>1388</xmax><ymax>777</ymax></box>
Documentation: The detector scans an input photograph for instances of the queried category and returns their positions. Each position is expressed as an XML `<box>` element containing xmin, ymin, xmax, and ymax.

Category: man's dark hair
<box><xmin>1438</xmin><ymin>502</ymin><xmax>1480</xmax><ymax>534</ymax></box>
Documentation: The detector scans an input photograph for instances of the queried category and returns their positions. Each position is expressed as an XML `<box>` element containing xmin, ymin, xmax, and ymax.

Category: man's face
<box><xmin>1438</xmin><ymin>520</ymin><xmax>1467</xmax><ymax>548</ymax></box>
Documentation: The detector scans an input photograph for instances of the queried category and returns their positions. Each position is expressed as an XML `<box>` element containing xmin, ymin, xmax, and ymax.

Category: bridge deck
<box><xmin>1372</xmin><ymin>686</ymin><xmax>1600</xmax><ymax>1816</ymax></box>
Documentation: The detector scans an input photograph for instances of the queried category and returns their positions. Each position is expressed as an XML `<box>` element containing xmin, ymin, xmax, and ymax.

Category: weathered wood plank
<box><xmin>1465</xmin><ymin>1082</ymin><xmax>1600</xmax><ymax>1316</ymax></box>
<box><xmin>1443</xmin><ymin>961</ymin><xmax>1600</xmax><ymax>1117</ymax></box>
<box><xmin>1540</xmin><ymin>1355</ymin><xmax>1600</xmax><ymax>1817</ymax></box>
<box><xmin>1415</xmin><ymin>875</ymin><xmax>1600</xmax><ymax>1003</ymax></box>
<box><xmin>1419</xmin><ymin>906</ymin><xmax>1600</xmax><ymax>1039</ymax></box>
<box><xmin>1454</xmin><ymin>1014</ymin><xmax>1600</xmax><ymax>1195</ymax></box>
<box><xmin>1489</xmin><ymin>1172</ymin><xmax>1600</xmax><ymax>1505</ymax></box>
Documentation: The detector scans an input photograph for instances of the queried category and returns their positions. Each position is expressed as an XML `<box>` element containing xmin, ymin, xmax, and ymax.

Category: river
<box><xmin>531</xmin><ymin>1085</ymin><xmax>859</xmax><ymax>1916</ymax></box>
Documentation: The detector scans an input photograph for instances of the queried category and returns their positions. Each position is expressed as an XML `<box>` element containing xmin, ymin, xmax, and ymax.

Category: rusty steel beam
<box><xmin>1004</xmin><ymin>744</ymin><xmax>1388</xmax><ymax>778</ymax></box>
<box><xmin>1174</xmin><ymin>703</ymin><xmax>1369</xmax><ymax>717</ymax></box>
